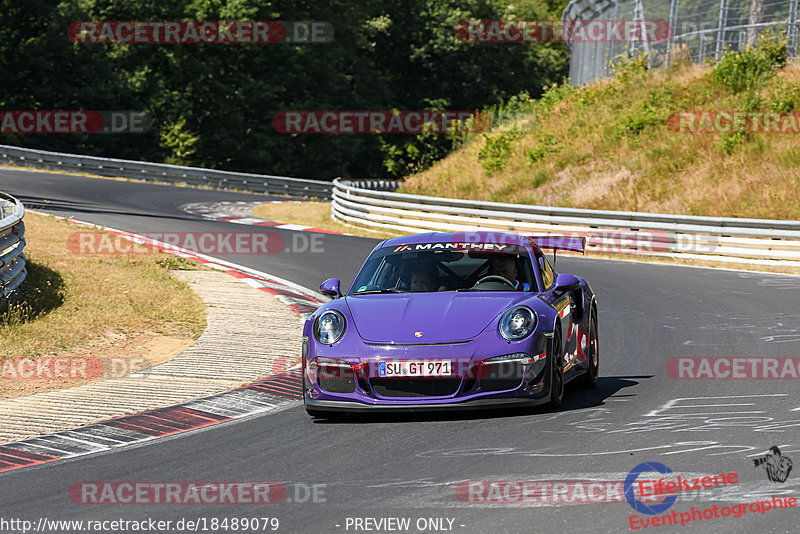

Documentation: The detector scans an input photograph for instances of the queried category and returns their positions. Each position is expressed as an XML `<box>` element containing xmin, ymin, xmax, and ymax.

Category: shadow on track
<box><xmin>309</xmin><ymin>375</ymin><xmax>653</xmax><ymax>425</ymax></box>
<box><xmin>16</xmin><ymin>195</ymin><xmax>199</xmax><ymax>222</ymax></box>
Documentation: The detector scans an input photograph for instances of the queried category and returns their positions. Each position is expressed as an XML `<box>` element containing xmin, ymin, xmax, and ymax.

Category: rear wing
<box><xmin>529</xmin><ymin>235</ymin><xmax>586</xmax><ymax>254</ymax></box>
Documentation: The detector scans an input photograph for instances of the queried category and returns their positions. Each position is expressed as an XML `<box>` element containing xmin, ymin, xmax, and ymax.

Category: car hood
<box><xmin>345</xmin><ymin>292</ymin><xmax>526</xmax><ymax>344</ymax></box>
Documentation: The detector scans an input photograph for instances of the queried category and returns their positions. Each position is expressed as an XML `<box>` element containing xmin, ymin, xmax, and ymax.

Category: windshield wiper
<box><xmin>352</xmin><ymin>288</ymin><xmax>404</xmax><ymax>295</ymax></box>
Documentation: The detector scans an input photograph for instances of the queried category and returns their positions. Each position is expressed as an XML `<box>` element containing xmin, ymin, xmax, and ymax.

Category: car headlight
<box><xmin>314</xmin><ymin>310</ymin><xmax>346</xmax><ymax>344</ymax></box>
<box><xmin>499</xmin><ymin>306</ymin><xmax>536</xmax><ymax>341</ymax></box>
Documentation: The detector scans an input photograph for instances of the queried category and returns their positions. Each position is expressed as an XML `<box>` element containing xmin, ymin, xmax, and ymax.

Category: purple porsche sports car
<box><xmin>302</xmin><ymin>231</ymin><xmax>598</xmax><ymax>416</ymax></box>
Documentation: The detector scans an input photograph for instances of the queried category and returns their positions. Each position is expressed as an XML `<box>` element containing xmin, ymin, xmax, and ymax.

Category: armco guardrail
<box><xmin>332</xmin><ymin>179</ymin><xmax>800</xmax><ymax>265</ymax></box>
<box><xmin>0</xmin><ymin>192</ymin><xmax>27</xmax><ymax>305</ymax></box>
<box><xmin>0</xmin><ymin>144</ymin><xmax>332</xmax><ymax>198</ymax></box>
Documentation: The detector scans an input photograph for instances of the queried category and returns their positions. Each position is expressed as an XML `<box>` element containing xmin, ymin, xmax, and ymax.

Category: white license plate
<box><xmin>378</xmin><ymin>360</ymin><xmax>453</xmax><ymax>377</ymax></box>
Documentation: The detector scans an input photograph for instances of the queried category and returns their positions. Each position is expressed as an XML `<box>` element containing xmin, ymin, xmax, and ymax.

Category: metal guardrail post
<box><xmin>633</xmin><ymin>0</ymin><xmax>651</xmax><ymax>62</ymax></box>
<box><xmin>667</xmin><ymin>0</ymin><xmax>680</xmax><ymax>66</ymax></box>
<box><xmin>0</xmin><ymin>193</ymin><xmax>27</xmax><ymax>306</ymax></box>
<box><xmin>700</xmin><ymin>35</ymin><xmax>708</xmax><ymax>61</ymax></box>
<box><xmin>607</xmin><ymin>1</ymin><xmax>619</xmax><ymax>78</ymax></box>
<box><xmin>789</xmin><ymin>0</ymin><xmax>799</xmax><ymax>56</ymax></box>
<box><xmin>716</xmin><ymin>0</ymin><xmax>730</xmax><ymax>60</ymax></box>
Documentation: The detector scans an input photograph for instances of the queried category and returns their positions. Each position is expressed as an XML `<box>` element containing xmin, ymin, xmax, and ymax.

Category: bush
<box><xmin>527</xmin><ymin>134</ymin><xmax>559</xmax><ymax>164</ymax></box>
<box><xmin>610</xmin><ymin>51</ymin><xmax>649</xmax><ymax>83</ymax></box>
<box><xmin>768</xmin><ymin>81</ymin><xmax>800</xmax><ymax>112</ymax></box>
<box><xmin>478</xmin><ymin>128</ymin><xmax>522</xmax><ymax>175</ymax></box>
<box><xmin>711</xmin><ymin>32</ymin><xmax>787</xmax><ymax>94</ymax></box>
<box><xmin>538</xmin><ymin>83</ymin><xmax>577</xmax><ymax>110</ymax></box>
<box><xmin>615</xmin><ymin>102</ymin><xmax>664</xmax><ymax>136</ymax></box>
<box><xmin>716</xmin><ymin>132</ymin><xmax>750</xmax><ymax>155</ymax></box>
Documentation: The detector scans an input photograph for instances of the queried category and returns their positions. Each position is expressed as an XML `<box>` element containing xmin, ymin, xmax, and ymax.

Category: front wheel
<box><xmin>581</xmin><ymin>312</ymin><xmax>599</xmax><ymax>389</ymax></box>
<box><xmin>547</xmin><ymin>330</ymin><xmax>564</xmax><ymax>409</ymax></box>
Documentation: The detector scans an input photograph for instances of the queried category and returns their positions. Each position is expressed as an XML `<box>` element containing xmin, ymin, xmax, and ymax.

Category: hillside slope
<box><xmin>400</xmin><ymin>43</ymin><xmax>800</xmax><ymax>221</ymax></box>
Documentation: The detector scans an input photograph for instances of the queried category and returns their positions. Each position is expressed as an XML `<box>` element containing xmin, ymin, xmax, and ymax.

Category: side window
<box><xmin>537</xmin><ymin>253</ymin><xmax>555</xmax><ymax>289</ymax></box>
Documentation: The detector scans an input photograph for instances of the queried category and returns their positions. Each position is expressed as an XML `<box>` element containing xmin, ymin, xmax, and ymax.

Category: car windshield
<box><xmin>349</xmin><ymin>242</ymin><xmax>536</xmax><ymax>294</ymax></box>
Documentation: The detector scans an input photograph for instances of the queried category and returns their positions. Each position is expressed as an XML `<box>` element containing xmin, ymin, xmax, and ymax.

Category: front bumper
<box><xmin>305</xmin><ymin>395</ymin><xmax>549</xmax><ymax>413</ymax></box>
<box><xmin>303</xmin><ymin>334</ymin><xmax>554</xmax><ymax>411</ymax></box>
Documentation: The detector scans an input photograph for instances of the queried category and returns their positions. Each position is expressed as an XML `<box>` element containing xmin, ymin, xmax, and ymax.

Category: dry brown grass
<box><xmin>0</xmin><ymin>212</ymin><xmax>206</xmax><ymax>362</ymax></box>
<box><xmin>400</xmin><ymin>58</ymin><xmax>800</xmax><ymax>221</ymax></box>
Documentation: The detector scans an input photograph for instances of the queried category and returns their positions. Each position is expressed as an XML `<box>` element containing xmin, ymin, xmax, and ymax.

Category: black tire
<box><xmin>547</xmin><ymin>329</ymin><xmax>564</xmax><ymax>409</ymax></box>
<box><xmin>581</xmin><ymin>311</ymin><xmax>599</xmax><ymax>389</ymax></box>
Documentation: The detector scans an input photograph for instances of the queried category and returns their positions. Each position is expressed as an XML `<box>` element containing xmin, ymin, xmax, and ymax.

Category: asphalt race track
<box><xmin>1</xmin><ymin>168</ymin><xmax>798</xmax><ymax>534</ymax></box>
